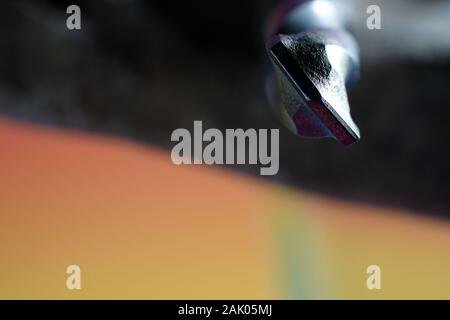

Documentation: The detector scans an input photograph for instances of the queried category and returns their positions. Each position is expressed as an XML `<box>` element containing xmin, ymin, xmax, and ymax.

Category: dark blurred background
<box><xmin>0</xmin><ymin>0</ymin><xmax>449</xmax><ymax>216</ymax></box>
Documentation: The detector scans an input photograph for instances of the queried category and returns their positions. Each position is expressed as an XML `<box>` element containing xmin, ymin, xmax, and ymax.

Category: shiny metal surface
<box><xmin>268</xmin><ymin>31</ymin><xmax>360</xmax><ymax>145</ymax></box>
<box><xmin>266</xmin><ymin>0</ymin><xmax>361</xmax><ymax>145</ymax></box>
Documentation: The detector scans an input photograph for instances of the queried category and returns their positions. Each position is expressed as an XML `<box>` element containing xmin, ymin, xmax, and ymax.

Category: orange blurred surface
<box><xmin>0</xmin><ymin>117</ymin><xmax>449</xmax><ymax>299</ymax></box>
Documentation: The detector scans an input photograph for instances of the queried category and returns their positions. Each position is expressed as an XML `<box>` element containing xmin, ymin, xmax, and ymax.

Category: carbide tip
<box><xmin>267</xmin><ymin>31</ymin><xmax>360</xmax><ymax>146</ymax></box>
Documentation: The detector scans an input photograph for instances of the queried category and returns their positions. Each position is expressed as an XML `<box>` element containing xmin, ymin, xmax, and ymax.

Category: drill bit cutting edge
<box><xmin>266</xmin><ymin>0</ymin><xmax>361</xmax><ymax>145</ymax></box>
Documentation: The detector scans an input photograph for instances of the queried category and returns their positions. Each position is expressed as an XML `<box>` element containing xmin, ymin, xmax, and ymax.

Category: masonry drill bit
<box><xmin>266</xmin><ymin>0</ymin><xmax>360</xmax><ymax>145</ymax></box>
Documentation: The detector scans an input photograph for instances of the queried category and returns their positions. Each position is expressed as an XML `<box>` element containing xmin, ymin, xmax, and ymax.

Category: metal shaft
<box><xmin>266</xmin><ymin>0</ymin><xmax>361</xmax><ymax>145</ymax></box>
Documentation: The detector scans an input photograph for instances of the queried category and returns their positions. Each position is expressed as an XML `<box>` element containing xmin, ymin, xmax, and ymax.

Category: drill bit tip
<box><xmin>267</xmin><ymin>31</ymin><xmax>360</xmax><ymax>146</ymax></box>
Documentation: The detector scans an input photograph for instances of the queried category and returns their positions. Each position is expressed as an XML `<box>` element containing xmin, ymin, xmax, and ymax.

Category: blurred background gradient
<box><xmin>0</xmin><ymin>0</ymin><xmax>449</xmax><ymax>299</ymax></box>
